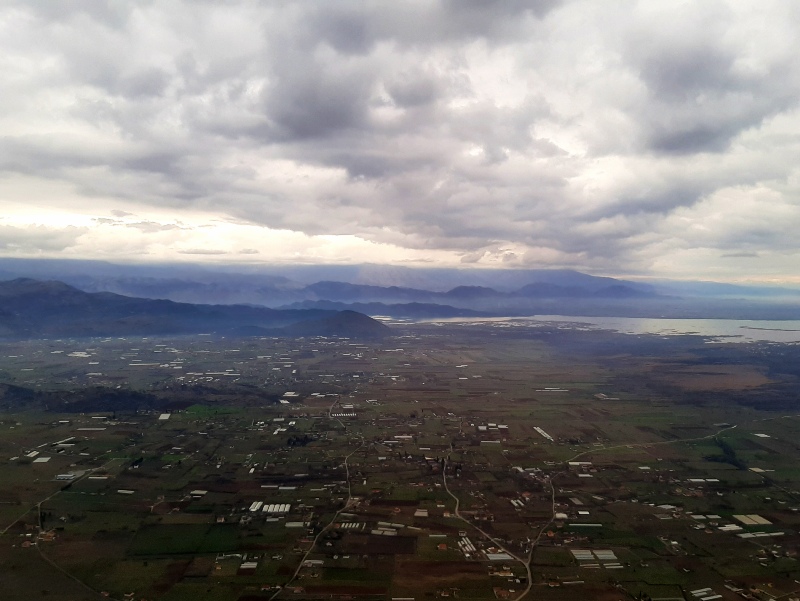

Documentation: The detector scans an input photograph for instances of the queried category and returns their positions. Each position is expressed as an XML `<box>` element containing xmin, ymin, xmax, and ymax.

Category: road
<box><xmin>442</xmin><ymin>457</ymin><xmax>534</xmax><ymax>601</ymax></box>
<box><xmin>270</xmin><ymin>397</ymin><xmax>364</xmax><ymax>599</ymax></box>
<box><xmin>441</xmin><ymin>420</ymin><xmax>749</xmax><ymax>599</ymax></box>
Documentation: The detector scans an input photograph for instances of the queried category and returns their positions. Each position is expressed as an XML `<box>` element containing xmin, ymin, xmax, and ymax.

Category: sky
<box><xmin>1</xmin><ymin>0</ymin><xmax>800</xmax><ymax>284</ymax></box>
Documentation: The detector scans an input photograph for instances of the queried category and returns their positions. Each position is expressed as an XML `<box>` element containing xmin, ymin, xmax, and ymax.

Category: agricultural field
<box><xmin>2</xmin><ymin>321</ymin><xmax>800</xmax><ymax>600</ymax></box>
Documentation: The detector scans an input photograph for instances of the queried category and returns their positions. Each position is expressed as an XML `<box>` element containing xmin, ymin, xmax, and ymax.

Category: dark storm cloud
<box><xmin>302</xmin><ymin>0</ymin><xmax>563</xmax><ymax>54</ymax></box>
<box><xmin>385</xmin><ymin>70</ymin><xmax>441</xmax><ymax>108</ymax></box>
<box><xmin>263</xmin><ymin>56</ymin><xmax>375</xmax><ymax>141</ymax></box>
<box><xmin>639</xmin><ymin>52</ymin><xmax>798</xmax><ymax>155</ymax></box>
<box><xmin>624</xmin><ymin>5</ymin><xmax>800</xmax><ymax>155</ymax></box>
<box><xmin>1</xmin><ymin>0</ymin><xmax>800</xmax><ymax>278</ymax></box>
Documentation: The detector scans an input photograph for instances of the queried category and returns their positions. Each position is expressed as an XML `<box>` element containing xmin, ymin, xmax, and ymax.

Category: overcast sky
<box><xmin>1</xmin><ymin>0</ymin><xmax>799</xmax><ymax>283</ymax></box>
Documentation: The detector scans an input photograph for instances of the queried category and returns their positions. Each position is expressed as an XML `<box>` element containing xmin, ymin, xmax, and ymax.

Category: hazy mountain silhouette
<box><xmin>0</xmin><ymin>279</ymin><xmax>390</xmax><ymax>339</ymax></box>
<box><xmin>3</xmin><ymin>259</ymin><xmax>800</xmax><ymax>320</ymax></box>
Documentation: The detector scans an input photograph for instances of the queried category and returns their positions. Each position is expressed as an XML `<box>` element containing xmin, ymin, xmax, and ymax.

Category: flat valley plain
<box><xmin>2</xmin><ymin>320</ymin><xmax>800</xmax><ymax>601</ymax></box>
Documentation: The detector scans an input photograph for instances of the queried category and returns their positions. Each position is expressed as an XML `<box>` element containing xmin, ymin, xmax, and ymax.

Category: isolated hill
<box><xmin>0</xmin><ymin>278</ymin><xmax>390</xmax><ymax>339</ymax></box>
<box><xmin>281</xmin><ymin>310</ymin><xmax>391</xmax><ymax>339</ymax></box>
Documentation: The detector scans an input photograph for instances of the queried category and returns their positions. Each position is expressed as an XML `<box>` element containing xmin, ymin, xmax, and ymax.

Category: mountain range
<box><xmin>0</xmin><ymin>278</ymin><xmax>391</xmax><ymax>339</ymax></box>
<box><xmin>1</xmin><ymin>258</ymin><xmax>799</xmax><ymax>320</ymax></box>
<box><xmin>0</xmin><ymin>258</ymin><xmax>657</xmax><ymax>304</ymax></box>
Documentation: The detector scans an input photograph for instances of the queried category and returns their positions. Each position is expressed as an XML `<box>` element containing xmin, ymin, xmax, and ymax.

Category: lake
<box><xmin>424</xmin><ymin>315</ymin><xmax>800</xmax><ymax>343</ymax></box>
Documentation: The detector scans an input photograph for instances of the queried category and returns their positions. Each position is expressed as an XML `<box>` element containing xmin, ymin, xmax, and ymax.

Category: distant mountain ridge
<box><xmin>0</xmin><ymin>258</ymin><xmax>657</xmax><ymax>302</ymax></box>
<box><xmin>299</xmin><ymin>279</ymin><xmax>654</xmax><ymax>304</ymax></box>
<box><xmin>2</xmin><ymin>259</ymin><xmax>800</xmax><ymax>320</ymax></box>
<box><xmin>0</xmin><ymin>278</ymin><xmax>391</xmax><ymax>339</ymax></box>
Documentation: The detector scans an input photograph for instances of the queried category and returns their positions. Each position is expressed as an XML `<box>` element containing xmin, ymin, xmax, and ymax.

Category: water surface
<box><xmin>424</xmin><ymin>315</ymin><xmax>800</xmax><ymax>343</ymax></box>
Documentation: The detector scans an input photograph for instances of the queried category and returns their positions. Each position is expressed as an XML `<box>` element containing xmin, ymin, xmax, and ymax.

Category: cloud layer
<box><xmin>1</xmin><ymin>0</ymin><xmax>799</xmax><ymax>282</ymax></box>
